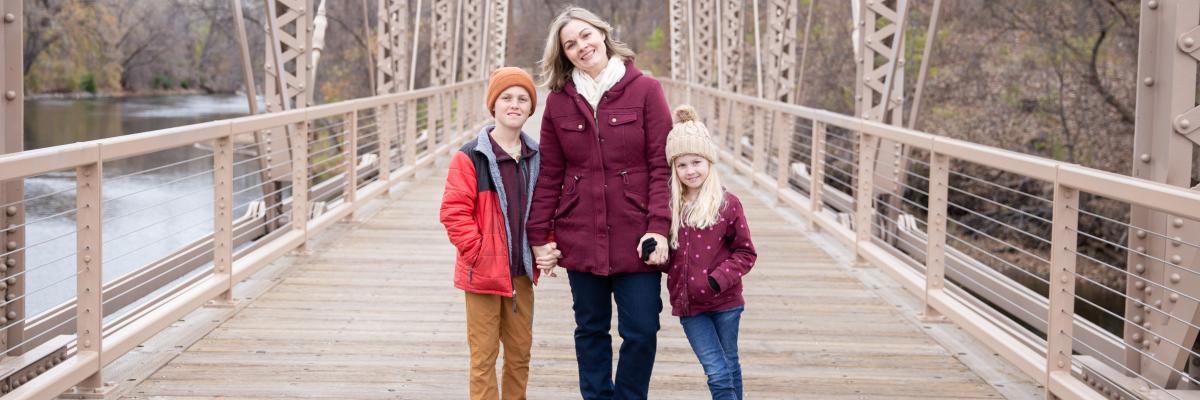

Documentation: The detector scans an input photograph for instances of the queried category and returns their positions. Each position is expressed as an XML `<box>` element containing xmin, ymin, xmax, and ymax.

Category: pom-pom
<box><xmin>674</xmin><ymin>105</ymin><xmax>698</xmax><ymax>123</ymax></box>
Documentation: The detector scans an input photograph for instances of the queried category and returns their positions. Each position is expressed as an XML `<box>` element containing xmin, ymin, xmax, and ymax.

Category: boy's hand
<box><xmin>638</xmin><ymin>233</ymin><xmax>669</xmax><ymax>266</ymax></box>
<box><xmin>532</xmin><ymin>242</ymin><xmax>562</xmax><ymax>277</ymax></box>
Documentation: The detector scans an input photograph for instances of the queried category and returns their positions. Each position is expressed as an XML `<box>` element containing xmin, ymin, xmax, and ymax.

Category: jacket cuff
<box><xmin>709</xmin><ymin>267</ymin><xmax>739</xmax><ymax>293</ymax></box>
<box><xmin>646</xmin><ymin>218</ymin><xmax>670</xmax><ymax>237</ymax></box>
<box><xmin>528</xmin><ymin>228</ymin><xmax>552</xmax><ymax>247</ymax></box>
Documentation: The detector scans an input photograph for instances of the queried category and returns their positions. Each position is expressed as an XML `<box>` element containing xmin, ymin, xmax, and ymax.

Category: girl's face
<box><xmin>493</xmin><ymin>86</ymin><xmax>532</xmax><ymax>130</ymax></box>
<box><xmin>674</xmin><ymin>154</ymin><xmax>710</xmax><ymax>191</ymax></box>
<box><xmin>559</xmin><ymin>19</ymin><xmax>609</xmax><ymax>74</ymax></box>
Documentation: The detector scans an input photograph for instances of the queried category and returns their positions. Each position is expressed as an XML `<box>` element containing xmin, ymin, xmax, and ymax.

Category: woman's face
<box><xmin>559</xmin><ymin>19</ymin><xmax>609</xmax><ymax>74</ymax></box>
<box><xmin>674</xmin><ymin>154</ymin><xmax>710</xmax><ymax>190</ymax></box>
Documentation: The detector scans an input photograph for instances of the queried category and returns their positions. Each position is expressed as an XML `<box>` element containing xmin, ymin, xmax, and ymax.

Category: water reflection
<box><xmin>21</xmin><ymin>95</ymin><xmax>264</xmax><ymax>317</ymax></box>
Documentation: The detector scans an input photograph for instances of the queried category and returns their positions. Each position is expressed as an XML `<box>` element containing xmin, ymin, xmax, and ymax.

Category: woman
<box><xmin>527</xmin><ymin>6</ymin><xmax>673</xmax><ymax>400</ymax></box>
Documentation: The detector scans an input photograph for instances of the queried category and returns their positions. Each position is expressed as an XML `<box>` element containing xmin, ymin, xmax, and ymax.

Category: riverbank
<box><xmin>25</xmin><ymin>88</ymin><xmax>240</xmax><ymax>100</ymax></box>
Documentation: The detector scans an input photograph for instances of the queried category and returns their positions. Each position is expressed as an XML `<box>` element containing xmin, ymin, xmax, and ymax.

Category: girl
<box><xmin>664</xmin><ymin>105</ymin><xmax>757</xmax><ymax>400</ymax></box>
<box><xmin>439</xmin><ymin>67</ymin><xmax>540</xmax><ymax>400</ymax></box>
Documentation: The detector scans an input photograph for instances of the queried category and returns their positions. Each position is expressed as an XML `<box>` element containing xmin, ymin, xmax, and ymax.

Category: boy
<box><xmin>439</xmin><ymin>67</ymin><xmax>540</xmax><ymax>400</ymax></box>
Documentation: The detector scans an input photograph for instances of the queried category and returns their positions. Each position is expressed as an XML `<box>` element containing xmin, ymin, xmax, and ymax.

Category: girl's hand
<box><xmin>532</xmin><ymin>242</ymin><xmax>562</xmax><ymax>277</ymax></box>
<box><xmin>638</xmin><ymin>233</ymin><xmax>669</xmax><ymax>266</ymax></box>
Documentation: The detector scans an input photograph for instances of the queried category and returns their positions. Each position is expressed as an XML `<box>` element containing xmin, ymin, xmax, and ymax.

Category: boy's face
<box><xmin>673</xmin><ymin>154</ymin><xmax>710</xmax><ymax>190</ymax></box>
<box><xmin>493</xmin><ymin>86</ymin><xmax>532</xmax><ymax>130</ymax></box>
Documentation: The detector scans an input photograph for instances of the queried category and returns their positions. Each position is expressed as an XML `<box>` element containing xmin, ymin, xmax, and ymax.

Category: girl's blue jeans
<box><xmin>679</xmin><ymin>305</ymin><xmax>744</xmax><ymax>400</ymax></box>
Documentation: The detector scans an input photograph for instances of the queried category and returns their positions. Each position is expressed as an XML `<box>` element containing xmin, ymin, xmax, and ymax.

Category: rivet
<box><xmin>6</xmin><ymin>311</ymin><xmax>15</xmax><ymax>320</ymax></box>
<box><xmin>1171</xmin><ymin>293</ymin><xmax>1180</xmax><ymax>302</ymax></box>
<box><xmin>3</xmin><ymin>206</ymin><xmax>14</xmax><ymax>216</ymax></box>
<box><xmin>1135</xmin><ymin>302</ymin><xmax>1144</xmax><ymax>308</ymax></box>
<box><xmin>1180</xmin><ymin>119</ymin><xmax>1192</xmax><ymax>130</ymax></box>
<box><xmin>1187</xmin><ymin>38</ymin><xmax>1197</xmax><ymax>48</ymax></box>
<box><xmin>1061</xmin><ymin>275</ymin><xmax>1069</xmax><ymax>284</ymax></box>
<box><xmin>83</xmin><ymin>256</ymin><xmax>91</xmax><ymax>263</ymax></box>
<box><xmin>1155</xmin><ymin>299</ymin><xmax>1163</xmax><ymax>308</ymax></box>
<box><xmin>83</xmin><ymin>340</ymin><xmax>91</xmax><ymax>348</ymax></box>
<box><xmin>2</xmin><ymin>13</ymin><xmax>13</xmax><ymax>23</ymax></box>
<box><xmin>1136</xmin><ymin>246</ymin><xmax>1146</xmax><ymax>253</ymax></box>
<box><xmin>1172</xmin><ymin>255</ymin><xmax>1183</xmax><ymax>264</ymax></box>
<box><xmin>5</xmin><ymin>277</ymin><xmax>13</xmax><ymax>285</ymax></box>
<box><xmin>1144</xmin><ymin>77</ymin><xmax>1155</xmax><ymax>86</ymax></box>
<box><xmin>1135</xmin><ymin>263</ymin><xmax>1145</xmax><ymax>273</ymax></box>
<box><xmin>1134</xmin><ymin>280</ymin><xmax>1145</xmax><ymax>289</ymax></box>
<box><xmin>1143</xmin><ymin>339</ymin><xmax>1151</xmax><ymax>347</ymax></box>
<box><xmin>1155</xmin><ymin>336</ymin><xmax>1162</xmax><ymax>344</ymax></box>
<box><xmin>1134</xmin><ymin>315</ymin><xmax>1144</xmax><ymax>323</ymax></box>
<box><xmin>1136</xmin><ymin>230</ymin><xmax>1147</xmax><ymax>238</ymax></box>
<box><xmin>5</xmin><ymin>293</ymin><xmax>13</xmax><ymax>301</ymax></box>
<box><xmin>1149</xmin><ymin>0</ymin><xmax>1159</xmax><ymax>9</ymax></box>
<box><xmin>1146</xmin><ymin>287</ymin><xmax>1153</xmax><ymax>296</ymax></box>
<box><xmin>1140</xmin><ymin>153</ymin><xmax>1151</xmax><ymax>163</ymax></box>
<box><xmin>1057</xmin><ymin>361</ymin><xmax>1065</xmax><ymax>368</ymax></box>
<box><xmin>5</xmin><ymin>241</ymin><xmax>14</xmax><ymax>251</ymax></box>
<box><xmin>3</xmin><ymin>91</ymin><xmax>14</xmax><ymax>101</ymax></box>
<box><xmin>1172</xmin><ymin>236</ymin><xmax>1182</xmax><ymax>247</ymax></box>
<box><xmin>1174</xmin><ymin>218</ymin><xmax>1184</xmax><ymax>227</ymax></box>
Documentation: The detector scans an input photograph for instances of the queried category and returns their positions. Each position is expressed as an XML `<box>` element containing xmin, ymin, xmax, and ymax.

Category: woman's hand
<box><xmin>638</xmin><ymin>233</ymin><xmax>669</xmax><ymax>266</ymax></box>
<box><xmin>532</xmin><ymin>242</ymin><xmax>562</xmax><ymax>277</ymax></box>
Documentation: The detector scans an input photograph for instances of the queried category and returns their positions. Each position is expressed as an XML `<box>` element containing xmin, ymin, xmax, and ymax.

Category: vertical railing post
<box><xmin>378</xmin><ymin>104</ymin><xmax>393</xmax><ymax>182</ymax></box>
<box><xmin>214</xmin><ymin>136</ymin><xmax>234</xmax><ymax>303</ymax></box>
<box><xmin>74</xmin><ymin>159</ymin><xmax>104</xmax><ymax>392</ymax></box>
<box><xmin>924</xmin><ymin>152</ymin><xmax>949</xmax><ymax>318</ymax></box>
<box><xmin>405</xmin><ymin>100</ymin><xmax>418</xmax><ymax>175</ymax></box>
<box><xmin>773</xmin><ymin>111</ymin><xmax>792</xmax><ymax>200</ymax></box>
<box><xmin>454</xmin><ymin>88</ymin><xmax>465</xmax><ymax>146</ymax></box>
<box><xmin>1046</xmin><ymin>176</ymin><xmax>1080</xmax><ymax>397</ymax></box>
<box><xmin>727</xmin><ymin>101</ymin><xmax>742</xmax><ymax>167</ymax></box>
<box><xmin>751</xmin><ymin>106</ymin><xmax>766</xmax><ymax>179</ymax></box>
<box><xmin>344</xmin><ymin>111</ymin><xmax>358</xmax><ymax>207</ymax></box>
<box><xmin>854</xmin><ymin>133</ymin><xmax>879</xmax><ymax>264</ymax></box>
<box><xmin>290</xmin><ymin>120</ymin><xmax>310</xmax><ymax>249</ymax></box>
<box><xmin>809</xmin><ymin>121</ymin><xmax>826</xmax><ymax>231</ymax></box>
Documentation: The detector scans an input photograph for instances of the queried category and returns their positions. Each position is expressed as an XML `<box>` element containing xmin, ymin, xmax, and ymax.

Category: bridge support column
<box><xmin>922</xmin><ymin>152</ymin><xmax>950</xmax><ymax>320</ymax></box>
<box><xmin>1046</xmin><ymin>181</ymin><xmax>1080</xmax><ymax>398</ymax></box>
<box><xmin>0</xmin><ymin>0</ymin><xmax>23</xmax><ymax>362</ymax></box>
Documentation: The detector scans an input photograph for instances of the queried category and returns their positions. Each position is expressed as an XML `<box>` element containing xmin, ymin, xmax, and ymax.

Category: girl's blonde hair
<box><xmin>538</xmin><ymin>7</ymin><xmax>637</xmax><ymax>92</ymax></box>
<box><xmin>669</xmin><ymin>156</ymin><xmax>726</xmax><ymax>249</ymax></box>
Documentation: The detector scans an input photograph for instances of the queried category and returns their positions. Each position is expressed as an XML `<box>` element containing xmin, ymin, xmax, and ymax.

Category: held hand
<box><xmin>532</xmin><ymin>242</ymin><xmax>562</xmax><ymax>277</ymax></box>
<box><xmin>638</xmin><ymin>233</ymin><xmax>669</xmax><ymax>266</ymax></box>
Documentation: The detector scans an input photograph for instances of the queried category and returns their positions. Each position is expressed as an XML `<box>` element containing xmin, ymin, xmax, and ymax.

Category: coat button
<box><xmin>577</xmin><ymin>124</ymin><xmax>583</xmax><ymax>129</ymax></box>
<box><xmin>611</xmin><ymin>118</ymin><xmax>617</xmax><ymax>123</ymax></box>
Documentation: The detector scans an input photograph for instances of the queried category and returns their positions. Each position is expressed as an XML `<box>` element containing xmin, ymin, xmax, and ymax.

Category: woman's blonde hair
<box><xmin>669</xmin><ymin>156</ymin><xmax>726</xmax><ymax>249</ymax></box>
<box><xmin>538</xmin><ymin>6</ymin><xmax>637</xmax><ymax>92</ymax></box>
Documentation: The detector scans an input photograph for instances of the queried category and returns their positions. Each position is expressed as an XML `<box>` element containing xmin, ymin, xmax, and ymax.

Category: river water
<box><xmin>21</xmin><ymin>95</ymin><xmax>264</xmax><ymax>317</ymax></box>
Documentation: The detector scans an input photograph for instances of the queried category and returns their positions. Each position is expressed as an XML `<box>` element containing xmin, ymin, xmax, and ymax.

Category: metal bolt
<box><xmin>1181</xmin><ymin>119</ymin><xmax>1192</xmax><ymax>130</ymax></box>
<box><xmin>1140</xmin><ymin>153</ymin><xmax>1151</xmax><ymax>163</ymax></box>
<box><xmin>1187</xmin><ymin>38</ymin><xmax>1197</xmax><ymax>48</ymax></box>
<box><xmin>1</xmin><ymin>14</ymin><xmax>10</xmax><ymax>23</ymax></box>
<box><xmin>1171</xmin><ymin>293</ymin><xmax>1180</xmax><ymax>302</ymax></box>
<box><xmin>1136</xmin><ymin>230</ymin><xmax>1147</xmax><ymax>238</ymax></box>
<box><xmin>1171</xmin><ymin>273</ymin><xmax>1181</xmax><ymax>283</ymax></box>
<box><xmin>83</xmin><ymin>340</ymin><xmax>91</xmax><ymax>349</ymax></box>
<box><xmin>1175</xmin><ymin>218</ymin><xmax>1185</xmax><ymax>228</ymax></box>
<box><xmin>1155</xmin><ymin>299</ymin><xmax>1163</xmax><ymax>308</ymax></box>
<box><xmin>1143</xmin><ymin>339</ymin><xmax>1151</xmax><ymax>347</ymax></box>
<box><xmin>1146</xmin><ymin>287</ymin><xmax>1153</xmax><ymax>296</ymax></box>
<box><xmin>5</xmin><ymin>277</ymin><xmax>14</xmax><ymax>285</ymax></box>
<box><xmin>3</xmin><ymin>91</ymin><xmax>14</xmax><ymax>101</ymax></box>
<box><xmin>5</xmin><ymin>258</ymin><xmax>14</xmax><ymax>267</ymax></box>
<box><xmin>6</xmin><ymin>311</ymin><xmax>15</xmax><ymax>320</ymax></box>
<box><xmin>1148</xmin><ymin>0</ymin><xmax>1159</xmax><ymax>9</ymax></box>
<box><xmin>1172</xmin><ymin>255</ymin><xmax>1183</xmax><ymax>264</ymax></box>
<box><xmin>3</xmin><ymin>206</ymin><xmax>14</xmax><ymax>216</ymax></box>
<box><xmin>1134</xmin><ymin>315</ymin><xmax>1143</xmax><ymax>323</ymax></box>
<box><xmin>83</xmin><ymin>255</ymin><xmax>91</xmax><ymax>264</ymax></box>
<box><xmin>5</xmin><ymin>241</ymin><xmax>14</xmax><ymax>251</ymax></box>
<box><xmin>1135</xmin><ymin>263</ymin><xmax>1145</xmax><ymax>273</ymax></box>
<box><xmin>1135</xmin><ymin>280</ymin><xmax>1145</xmax><ymax>289</ymax></box>
<box><xmin>5</xmin><ymin>294</ymin><xmax>13</xmax><ymax>301</ymax></box>
<box><xmin>1144</xmin><ymin>77</ymin><xmax>1155</xmax><ymax>86</ymax></box>
<box><xmin>1057</xmin><ymin>361</ymin><xmax>1065</xmax><ymax>368</ymax></box>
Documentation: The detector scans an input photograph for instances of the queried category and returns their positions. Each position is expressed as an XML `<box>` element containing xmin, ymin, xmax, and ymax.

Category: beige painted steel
<box><xmin>761</xmin><ymin>0</ymin><xmax>798</xmax><ymax>103</ymax></box>
<box><xmin>1127</xmin><ymin>0</ymin><xmax>1200</xmax><ymax>387</ymax></box>
<box><xmin>485</xmin><ymin>0</ymin><xmax>509</xmax><ymax>71</ymax></box>
<box><xmin>692</xmin><ymin>0</ymin><xmax>717</xmax><ymax>88</ymax></box>
<box><xmin>810</xmin><ymin>121</ymin><xmax>827</xmax><ymax>231</ymax></box>
<box><xmin>794</xmin><ymin>0</ymin><xmax>815</xmax><ymax>103</ymax></box>
<box><xmin>215</xmin><ymin>137</ymin><xmax>235</xmax><ymax>302</ymax></box>
<box><xmin>924</xmin><ymin>153</ymin><xmax>948</xmax><ymax>317</ymax></box>
<box><xmin>459</xmin><ymin>0</ymin><xmax>485</xmax><ymax>81</ymax></box>
<box><xmin>262</xmin><ymin>0</ymin><xmax>312</xmax><ymax>183</ymax></box>
<box><xmin>430</xmin><ymin>0</ymin><xmax>457</xmax><ymax>86</ymax></box>
<box><xmin>669</xmin><ymin>0</ymin><xmax>690</xmax><ymax>81</ymax></box>
<box><xmin>1</xmin><ymin>0</ymin><xmax>22</xmax><ymax>359</ymax></box>
<box><xmin>74</xmin><ymin>163</ymin><xmax>104</xmax><ymax>391</ymax></box>
<box><xmin>1045</xmin><ymin>182</ymin><xmax>1079</xmax><ymax>396</ymax></box>
<box><xmin>906</xmin><ymin>0</ymin><xmax>941</xmax><ymax>130</ymax></box>
<box><xmin>717</xmin><ymin>0</ymin><xmax>743</xmax><ymax>93</ymax></box>
<box><xmin>345</xmin><ymin>112</ymin><xmax>359</xmax><ymax>205</ymax></box>
<box><xmin>377</xmin><ymin>0</ymin><xmax>412</xmax><ymax>95</ymax></box>
<box><xmin>855</xmin><ymin>0</ymin><xmax>909</xmax><ymax>234</ymax></box>
<box><xmin>122</xmin><ymin>169</ymin><xmax>1009</xmax><ymax>399</ymax></box>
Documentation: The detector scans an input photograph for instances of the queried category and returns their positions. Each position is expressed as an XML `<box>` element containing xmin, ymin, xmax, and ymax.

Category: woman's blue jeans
<box><xmin>679</xmin><ymin>305</ymin><xmax>744</xmax><ymax>400</ymax></box>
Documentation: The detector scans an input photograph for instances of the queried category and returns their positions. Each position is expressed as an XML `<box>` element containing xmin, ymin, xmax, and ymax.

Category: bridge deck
<box><xmin>118</xmin><ymin>169</ymin><xmax>1018</xmax><ymax>399</ymax></box>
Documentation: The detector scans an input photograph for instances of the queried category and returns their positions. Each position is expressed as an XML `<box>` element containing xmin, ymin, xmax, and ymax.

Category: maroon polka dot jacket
<box><xmin>665</xmin><ymin>191</ymin><xmax>758</xmax><ymax>317</ymax></box>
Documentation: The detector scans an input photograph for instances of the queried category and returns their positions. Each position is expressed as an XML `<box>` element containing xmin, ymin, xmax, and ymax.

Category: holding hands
<box><xmin>532</xmin><ymin>243</ymin><xmax>562</xmax><ymax>277</ymax></box>
<box><xmin>638</xmin><ymin>233</ymin><xmax>669</xmax><ymax>266</ymax></box>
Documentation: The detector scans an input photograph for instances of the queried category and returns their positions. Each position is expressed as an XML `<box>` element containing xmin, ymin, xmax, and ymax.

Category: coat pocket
<box><xmin>623</xmin><ymin>190</ymin><xmax>648</xmax><ymax>215</ymax></box>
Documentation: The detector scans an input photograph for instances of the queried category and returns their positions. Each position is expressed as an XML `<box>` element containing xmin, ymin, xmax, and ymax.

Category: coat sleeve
<box><xmin>642</xmin><ymin>79</ymin><xmax>673</xmax><ymax>237</ymax></box>
<box><xmin>709</xmin><ymin>195</ymin><xmax>757</xmax><ymax>292</ymax></box>
<box><xmin>527</xmin><ymin>102</ymin><xmax>564</xmax><ymax>247</ymax></box>
<box><xmin>439</xmin><ymin>151</ymin><xmax>482</xmax><ymax>255</ymax></box>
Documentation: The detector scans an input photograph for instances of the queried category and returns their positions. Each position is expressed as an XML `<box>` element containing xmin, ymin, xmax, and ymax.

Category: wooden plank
<box><xmin>122</xmin><ymin>172</ymin><xmax>1010</xmax><ymax>399</ymax></box>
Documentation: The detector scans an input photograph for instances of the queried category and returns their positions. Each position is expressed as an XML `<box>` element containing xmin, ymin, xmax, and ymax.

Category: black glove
<box><xmin>708</xmin><ymin>276</ymin><xmax>720</xmax><ymax>292</ymax></box>
<box><xmin>640</xmin><ymin>238</ymin><xmax>657</xmax><ymax>261</ymax></box>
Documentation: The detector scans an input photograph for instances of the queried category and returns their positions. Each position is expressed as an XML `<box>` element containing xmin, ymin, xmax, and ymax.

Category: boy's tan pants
<box><xmin>465</xmin><ymin>276</ymin><xmax>534</xmax><ymax>400</ymax></box>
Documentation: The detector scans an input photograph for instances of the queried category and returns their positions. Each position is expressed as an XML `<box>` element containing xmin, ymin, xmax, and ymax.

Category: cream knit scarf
<box><xmin>571</xmin><ymin>56</ymin><xmax>626</xmax><ymax>116</ymax></box>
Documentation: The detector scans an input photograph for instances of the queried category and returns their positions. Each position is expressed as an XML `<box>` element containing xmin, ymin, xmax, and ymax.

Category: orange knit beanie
<box><xmin>486</xmin><ymin>67</ymin><xmax>537</xmax><ymax>116</ymax></box>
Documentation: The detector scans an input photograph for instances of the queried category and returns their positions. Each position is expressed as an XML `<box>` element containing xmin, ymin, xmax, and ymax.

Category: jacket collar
<box><xmin>474</xmin><ymin>125</ymin><xmax>539</xmax><ymax>159</ymax></box>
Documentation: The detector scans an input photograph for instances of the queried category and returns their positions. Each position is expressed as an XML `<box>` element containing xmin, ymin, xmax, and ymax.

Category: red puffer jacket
<box><xmin>440</xmin><ymin>128</ymin><xmax>541</xmax><ymax>296</ymax></box>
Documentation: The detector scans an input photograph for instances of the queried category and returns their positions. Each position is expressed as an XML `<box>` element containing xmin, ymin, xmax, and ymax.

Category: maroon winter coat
<box><xmin>665</xmin><ymin>192</ymin><xmax>757</xmax><ymax>317</ymax></box>
<box><xmin>527</xmin><ymin>62</ymin><xmax>673</xmax><ymax>276</ymax></box>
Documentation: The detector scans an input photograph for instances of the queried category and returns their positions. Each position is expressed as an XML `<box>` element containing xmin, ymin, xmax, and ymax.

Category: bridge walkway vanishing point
<box><xmin>115</xmin><ymin>161</ymin><xmax>1037</xmax><ymax>398</ymax></box>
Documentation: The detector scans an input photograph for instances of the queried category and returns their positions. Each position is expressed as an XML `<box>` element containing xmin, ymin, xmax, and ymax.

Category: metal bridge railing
<box><xmin>663</xmin><ymin>78</ymin><xmax>1200</xmax><ymax>400</ymax></box>
<box><xmin>0</xmin><ymin>79</ymin><xmax>487</xmax><ymax>398</ymax></box>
